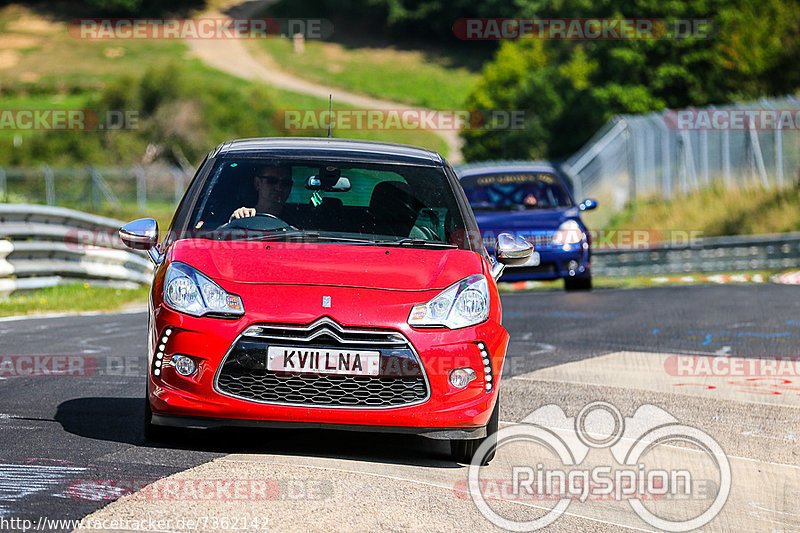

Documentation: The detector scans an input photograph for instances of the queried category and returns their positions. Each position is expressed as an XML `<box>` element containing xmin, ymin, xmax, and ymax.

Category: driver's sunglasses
<box><xmin>257</xmin><ymin>175</ymin><xmax>292</xmax><ymax>186</ymax></box>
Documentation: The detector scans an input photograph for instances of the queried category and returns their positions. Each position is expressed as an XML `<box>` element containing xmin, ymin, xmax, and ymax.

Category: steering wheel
<box><xmin>218</xmin><ymin>213</ymin><xmax>298</xmax><ymax>232</ymax></box>
<box><xmin>410</xmin><ymin>224</ymin><xmax>440</xmax><ymax>241</ymax></box>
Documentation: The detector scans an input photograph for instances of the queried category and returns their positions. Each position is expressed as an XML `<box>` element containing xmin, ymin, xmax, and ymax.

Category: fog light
<box><xmin>568</xmin><ymin>260</ymin><xmax>579</xmax><ymax>274</ymax></box>
<box><xmin>172</xmin><ymin>355</ymin><xmax>197</xmax><ymax>377</ymax></box>
<box><xmin>449</xmin><ymin>367</ymin><xmax>477</xmax><ymax>388</ymax></box>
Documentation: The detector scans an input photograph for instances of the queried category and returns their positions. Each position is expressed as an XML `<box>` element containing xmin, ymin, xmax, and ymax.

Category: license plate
<box><xmin>267</xmin><ymin>346</ymin><xmax>381</xmax><ymax>376</ymax></box>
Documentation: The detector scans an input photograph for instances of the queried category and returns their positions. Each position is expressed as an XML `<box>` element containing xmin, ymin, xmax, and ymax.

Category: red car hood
<box><xmin>168</xmin><ymin>239</ymin><xmax>483</xmax><ymax>291</ymax></box>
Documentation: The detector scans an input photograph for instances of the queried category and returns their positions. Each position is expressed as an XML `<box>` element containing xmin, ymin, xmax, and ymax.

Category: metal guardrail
<box><xmin>0</xmin><ymin>204</ymin><xmax>153</xmax><ymax>293</ymax></box>
<box><xmin>592</xmin><ymin>232</ymin><xmax>800</xmax><ymax>277</ymax></box>
<box><xmin>0</xmin><ymin>203</ymin><xmax>796</xmax><ymax>287</ymax></box>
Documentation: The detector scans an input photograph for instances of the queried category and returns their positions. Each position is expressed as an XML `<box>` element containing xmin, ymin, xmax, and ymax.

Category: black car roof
<box><xmin>212</xmin><ymin>137</ymin><xmax>445</xmax><ymax>166</ymax></box>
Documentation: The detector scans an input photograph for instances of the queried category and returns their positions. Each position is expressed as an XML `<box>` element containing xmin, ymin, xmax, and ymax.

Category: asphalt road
<box><xmin>0</xmin><ymin>284</ymin><xmax>798</xmax><ymax>531</ymax></box>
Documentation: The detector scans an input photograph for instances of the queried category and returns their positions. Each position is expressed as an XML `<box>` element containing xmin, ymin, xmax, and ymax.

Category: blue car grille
<box><xmin>484</xmin><ymin>231</ymin><xmax>555</xmax><ymax>249</ymax></box>
<box><xmin>518</xmin><ymin>232</ymin><xmax>555</xmax><ymax>247</ymax></box>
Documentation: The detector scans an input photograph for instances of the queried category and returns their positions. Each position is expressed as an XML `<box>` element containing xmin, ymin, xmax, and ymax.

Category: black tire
<box><xmin>450</xmin><ymin>395</ymin><xmax>500</xmax><ymax>465</ymax></box>
<box><xmin>564</xmin><ymin>273</ymin><xmax>592</xmax><ymax>291</ymax></box>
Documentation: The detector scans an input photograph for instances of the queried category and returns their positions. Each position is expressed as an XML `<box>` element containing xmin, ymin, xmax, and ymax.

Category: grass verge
<box><xmin>498</xmin><ymin>269</ymin><xmax>785</xmax><ymax>292</ymax></box>
<box><xmin>249</xmin><ymin>38</ymin><xmax>480</xmax><ymax>110</ymax></box>
<box><xmin>608</xmin><ymin>184</ymin><xmax>800</xmax><ymax>236</ymax></box>
<box><xmin>0</xmin><ymin>283</ymin><xmax>149</xmax><ymax>317</ymax></box>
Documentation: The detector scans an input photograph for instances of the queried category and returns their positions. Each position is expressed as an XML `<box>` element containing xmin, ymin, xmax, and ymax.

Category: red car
<box><xmin>119</xmin><ymin>138</ymin><xmax>532</xmax><ymax>464</ymax></box>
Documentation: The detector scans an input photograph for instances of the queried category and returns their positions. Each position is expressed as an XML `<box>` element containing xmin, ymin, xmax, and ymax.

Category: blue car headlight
<box><xmin>552</xmin><ymin>220</ymin><xmax>584</xmax><ymax>246</ymax></box>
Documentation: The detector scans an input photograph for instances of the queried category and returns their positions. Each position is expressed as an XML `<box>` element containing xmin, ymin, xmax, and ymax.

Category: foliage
<box><xmin>4</xmin><ymin>63</ymin><xmax>289</xmax><ymax>167</ymax></box>
<box><xmin>458</xmin><ymin>0</ymin><xmax>800</xmax><ymax>160</ymax></box>
<box><xmin>81</xmin><ymin>0</ymin><xmax>204</xmax><ymax>17</ymax></box>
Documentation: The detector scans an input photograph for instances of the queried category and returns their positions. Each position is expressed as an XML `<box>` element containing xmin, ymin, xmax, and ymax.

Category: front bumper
<box><xmin>496</xmin><ymin>244</ymin><xmax>590</xmax><ymax>282</ymax></box>
<box><xmin>150</xmin><ymin>413</ymin><xmax>487</xmax><ymax>440</ymax></box>
<box><xmin>147</xmin><ymin>290</ymin><xmax>509</xmax><ymax>437</ymax></box>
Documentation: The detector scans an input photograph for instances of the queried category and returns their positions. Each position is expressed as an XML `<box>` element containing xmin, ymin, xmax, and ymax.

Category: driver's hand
<box><xmin>230</xmin><ymin>207</ymin><xmax>256</xmax><ymax>221</ymax></box>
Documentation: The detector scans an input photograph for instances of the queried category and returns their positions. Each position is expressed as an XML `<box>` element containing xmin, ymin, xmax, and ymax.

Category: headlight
<box><xmin>164</xmin><ymin>262</ymin><xmax>244</xmax><ymax>317</ymax></box>
<box><xmin>408</xmin><ymin>275</ymin><xmax>490</xmax><ymax>329</ymax></box>
<box><xmin>552</xmin><ymin>220</ymin><xmax>584</xmax><ymax>245</ymax></box>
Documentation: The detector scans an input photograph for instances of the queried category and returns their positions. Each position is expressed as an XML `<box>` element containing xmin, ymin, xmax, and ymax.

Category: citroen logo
<box><xmin>322</xmin><ymin>296</ymin><xmax>331</xmax><ymax>308</ymax></box>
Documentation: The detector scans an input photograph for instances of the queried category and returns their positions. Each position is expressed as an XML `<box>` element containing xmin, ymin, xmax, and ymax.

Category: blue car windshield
<box><xmin>461</xmin><ymin>172</ymin><xmax>573</xmax><ymax>210</ymax></box>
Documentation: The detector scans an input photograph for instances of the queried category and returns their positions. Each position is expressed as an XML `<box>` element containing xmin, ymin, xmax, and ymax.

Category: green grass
<box><xmin>94</xmin><ymin>201</ymin><xmax>177</xmax><ymax>232</ymax></box>
<box><xmin>607</xmin><ymin>184</ymin><xmax>800</xmax><ymax>236</ymax></box>
<box><xmin>0</xmin><ymin>93</ymin><xmax>93</xmax><ymax>141</ymax></box>
<box><xmin>0</xmin><ymin>4</ymin><xmax>190</xmax><ymax>88</ymax></box>
<box><xmin>0</xmin><ymin>4</ymin><xmax>449</xmax><ymax>163</ymax></box>
<box><xmin>250</xmin><ymin>38</ymin><xmax>480</xmax><ymax>110</ymax></box>
<box><xmin>268</xmin><ymin>86</ymin><xmax>449</xmax><ymax>155</ymax></box>
<box><xmin>0</xmin><ymin>283</ymin><xmax>149</xmax><ymax>317</ymax></box>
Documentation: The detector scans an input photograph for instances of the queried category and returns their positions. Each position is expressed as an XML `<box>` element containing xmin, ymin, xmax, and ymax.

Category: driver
<box><xmin>229</xmin><ymin>164</ymin><xmax>293</xmax><ymax>221</ymax></box>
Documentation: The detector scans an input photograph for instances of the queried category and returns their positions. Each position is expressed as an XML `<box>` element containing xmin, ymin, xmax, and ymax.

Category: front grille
<box><xmin>215</xmin><ymin>317</ymin><xmax>430</xmax><ymax>408</ymax></box>
<box><xmin>518</xmin><ymin>232</ymin><xmax>556</xmax><ymax>247</ymax></box>
<box><xmin>486</xmin><ymin>231</ymin><xmax>556</xmax><ymax>250</ymax></box>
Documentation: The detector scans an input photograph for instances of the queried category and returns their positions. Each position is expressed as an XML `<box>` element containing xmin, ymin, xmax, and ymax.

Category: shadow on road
<box><xmin>55</xmin><ymin>397</ymin><xmax>460</xmax><ymax>469</ymax></box>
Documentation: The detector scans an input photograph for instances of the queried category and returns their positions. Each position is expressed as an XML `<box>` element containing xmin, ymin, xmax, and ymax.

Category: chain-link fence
<box><xmin>0</xmin><ymin>165</ymin><xmax>191</xmax><ymax>213</ymax></box>
<box><xmin>563</xmin><ymin>95</ymin><xmax>800</xmax><ymax>220</ymax></box>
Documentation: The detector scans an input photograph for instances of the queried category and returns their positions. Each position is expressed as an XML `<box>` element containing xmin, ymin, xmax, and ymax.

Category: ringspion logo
<box><xmin>466</xmin><ymin>401</ymin><xmax>730</xmax><ymax>531</ymax></box>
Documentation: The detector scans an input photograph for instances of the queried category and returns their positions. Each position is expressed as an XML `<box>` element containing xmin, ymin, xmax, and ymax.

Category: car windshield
<box><xmin>180</xmin><ymin>158</ymin><xmax>470</xmax><ymax>249</ymax></box>
<box><xmin>461</xmin><ymin>171</ymin><xmax>573</xmax><ymax>210</ymax></box>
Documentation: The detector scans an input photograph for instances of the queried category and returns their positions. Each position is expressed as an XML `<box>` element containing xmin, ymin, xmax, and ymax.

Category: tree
<box><xmin>462</xmin><ymin>0</ymin><xmax>800</xmax><ymax>161</ymax></box>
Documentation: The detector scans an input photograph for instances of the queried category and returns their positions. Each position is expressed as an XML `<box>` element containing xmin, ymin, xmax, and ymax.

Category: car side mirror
<box><xmin>119</xmin><ymin>218</ymin><xmax>158</xmax><ymax>250</ymax></box>
<box><xmin>579</xmin><ymin>198</ymin><xmax>598</xmax><ymax>211</ymax></box>
<box><xmin>491</xmin><ymin>233</ymin><xmax>533</xmax><ymax>280</ymax></box>
<box><xmin>495</xmin><ymin>233</ymin><xmax>533</xmax><ymax>265</ymax></box>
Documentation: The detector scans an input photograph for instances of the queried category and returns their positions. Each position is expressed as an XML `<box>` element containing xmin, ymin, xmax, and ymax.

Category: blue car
<box><xmin>456</xmin><ymin>162</ymin><xmax>597</xmax><ymax>291</ymax></box>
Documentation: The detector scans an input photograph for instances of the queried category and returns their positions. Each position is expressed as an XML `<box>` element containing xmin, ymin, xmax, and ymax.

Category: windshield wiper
<box><xmin>379</xmin><ymin>238</ymin><xmax>457</xmax><ymax>249</ymax></box>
